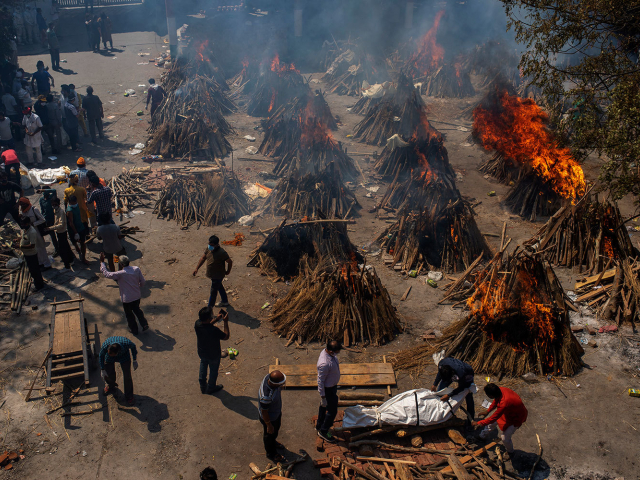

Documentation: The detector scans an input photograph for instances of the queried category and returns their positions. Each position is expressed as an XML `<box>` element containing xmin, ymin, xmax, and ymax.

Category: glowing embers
<box><xmin>436</xmin><ymin>250</ymin><xmax>584</xmax><ymax>376</ymax></box>
<box><xmin>247</xmin><ymin>54</ymin><xmax>308</xmax><ymax>117</ymax></box>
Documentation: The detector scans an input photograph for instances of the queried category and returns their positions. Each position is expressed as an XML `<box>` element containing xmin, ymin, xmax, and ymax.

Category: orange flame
<box><xmin>473</xmin><ymin>90</ymin><xmax>585</xmax><ymax>199</ymax></box>
<box><xmin>270</xmin><ymin>53</ymin><xmax>299</xmax><ymax>75</ymax></box>
<box><xmin>409</xmin><ymin>10</ymin><xmax>446</xmax><ymax>76</ymax></box>
<box><xmin>196</xmin><ymin>40</ymin><xmax>209</xmax><ymax>63</ymax></box>
<box><xmin>300</xmin><ymin>96</ymin><xmax>335</xmax><ymax>149</ymax></box>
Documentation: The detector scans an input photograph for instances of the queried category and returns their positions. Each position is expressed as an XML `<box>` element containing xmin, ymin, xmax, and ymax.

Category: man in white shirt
<box><xmin>316</xmin><ymin>340</ymin><xmax>342</xmax><ymax>443</ymax></box>
<box><xmin>17</xmin><ymin>82</ymin><xmax>33</xmax><ymax>110</ymax></box>
<box><xmin>22</xmin><ymin>107</ymin><xmax>43</xmax><ymax>164</ymax></box>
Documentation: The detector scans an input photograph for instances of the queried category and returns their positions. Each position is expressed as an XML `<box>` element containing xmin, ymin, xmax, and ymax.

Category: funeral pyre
<box><xmin>431</xmin><ymin>248</ymin><xmax>583</xmax><ymax>377</ymax></box>
<box><xmin>473</xmin><ymin>88</ymin><xmax>586</xmax><ymax>220</ymax></box>
<box><xmin>524</xmin><ymin>196</ymin><xmax>637</xmax><ymax>274</ymax></box>
<box><xmin>420</xmin><ymin>63</ymin><xmax>475</xmax><ymax>98</ymax></box>
<box><xmin>269</xmin><ymin>258</ymin><xmax>401</xmax><ymax>346</ymax></box>
<box><xmin>162</xmin><ymin>40</ymin><xmax>229</xmax><ymax>92</ymax></box>
<box><xmin>322</xmin><ymin>46</ymin><xmax>390</xmax><ymax>96</ymax></box>
<box><xmin>247</xmin><ymin>54</ymin><xmax>309</xmax><ymax>117</ymax></box>
<box><xmin>153</xmin><ymin>170</ymin><xmax>250</xmax><ymax>229</ymax></box>
<box><xmin>402</xmin><ymin>10</ymin><xmax>446</xmax><ymax>80</ymax></box>
<box><xmin>144</xmin><ymin>76</ymin><xmax>235</xmax><ymax>160</ymax></box>
<box><xmin>247</xmin><ymin>219</ymin><xmax>361</xmax><ymax>280</ymax></box>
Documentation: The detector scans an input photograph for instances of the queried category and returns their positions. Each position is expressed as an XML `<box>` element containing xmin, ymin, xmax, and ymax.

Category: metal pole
<box><xmin>165</xmin><ymin>0</ymin><xmax>178</xmax><ymax>59</ymax></box>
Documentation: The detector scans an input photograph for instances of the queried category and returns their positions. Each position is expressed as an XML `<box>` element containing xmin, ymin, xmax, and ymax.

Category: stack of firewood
<box><xmin>421</xmin><ymin>64</ymin><xmax>475</xmax><ymax>98</ymax></box>
<box><xmin>247</xmin><ymin>57</ymin><xmax>309</xmax><ymax>117</ymax></box>
<box><xmin>377</xmin><ymin>199</ymin><xmax>491</xmax><ymax>273</ymax></box>
<box><xmin>524</xmin><ymin>197</ymin><xmax>637</xmax><ymax>274</ymax></box>
<box><xmin>162</xmin><ymin>50</ymin><xmax>229</xmax><ymax>93</ymax></box>
<box><xmin>247</xmin><ymin>219</ymin><xmax>361</xmax><ymax>280</ymax></box>
<box><xmin>573</xmin><ymin>258</ymin><xmax>640</xmax><ymax>325</ymax></box>
<box><xmin>227</xmin><ymin>59</ymin><xmax>259</xmax><ymax>98</ymax></box>
<box><xmin>264</xmin><ymin>170</ymin><xmax>360</xmax><ymax>220</ymax></box>
<box><xmin>269</xmin><ymin>258</ymin><xmax>401</xmax><ymax>346</ymax></box>
<box><xmin>273</xmin><ymin>136</ymin><xmax>358</xmax><ymax>180</ymax></box>
<box><xmin>110</xmin><ymin>168</ymin><xmax>156</xmax><ymax>214</ymax></box>
<box><xmin>322</xmin><ymin>48</ymin><xmax>390</xmax><ymax>96</ymax></box>
<box><xmin>432</xmin><ymin>248</ymin><xmax>583</xmax><ymax>376</ymax></box>
<box><xmin>504</xmin><ymin>172</ymin><xmax>562</xmax><ymax>222</ymax></box>
<box><xmin>353</xmin><ymin>74</ymin><xmax>426</xmax><ymax>146</ymax></box>
<box><xmin>153</xmin><ymin>172</ymin><xmax>250</xmax><ymax>229</ymax></box>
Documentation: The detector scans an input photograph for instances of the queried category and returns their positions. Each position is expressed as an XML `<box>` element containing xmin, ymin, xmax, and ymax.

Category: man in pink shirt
<box><xmin>100</xmin><ymin>252</ymin><xmax>149</xmax><ymax>334</ymax></box>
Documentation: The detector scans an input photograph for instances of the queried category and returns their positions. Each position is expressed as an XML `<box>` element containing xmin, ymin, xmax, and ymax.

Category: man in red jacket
<box><xmin>472</xmin><ymin>383</ymin><xmax>528</xmax><ymax>456</ymax></box>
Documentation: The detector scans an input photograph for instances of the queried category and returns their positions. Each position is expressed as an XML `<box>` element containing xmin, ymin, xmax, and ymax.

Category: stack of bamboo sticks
<box><xmin>110</xmin><ymin>168</ymin><xmax>156</xmax><ymax>214</ymax></box>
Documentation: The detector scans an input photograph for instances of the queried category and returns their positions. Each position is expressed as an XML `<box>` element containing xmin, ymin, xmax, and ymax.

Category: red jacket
<box><xmin>478</xmin><ymin>387</ymin><xmax>528</xmax><ymax>430</ymax></box>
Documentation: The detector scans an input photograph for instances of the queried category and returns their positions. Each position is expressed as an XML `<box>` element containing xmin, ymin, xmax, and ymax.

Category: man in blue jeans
<box><xmin>194</xmin><ymin>307</ymin><xmax>230</xmax><ymax>395</ymax></box>
<box><xmin>192</xmin><ymin>235</ymin><xmax>233</xmax><ymax>307</ymax></box>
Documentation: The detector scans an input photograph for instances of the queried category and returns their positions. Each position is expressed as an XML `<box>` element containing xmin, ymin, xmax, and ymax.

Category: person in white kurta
<box><xmin>18</xmin><ymin>197</ymin><xmax>51</xmax><ymax>268</ymax></box>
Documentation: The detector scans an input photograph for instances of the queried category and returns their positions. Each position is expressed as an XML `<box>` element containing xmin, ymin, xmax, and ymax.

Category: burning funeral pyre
<box><xmin>353</xmin><ymin>74</ymin><xmax>427</xmax><ymax>146</ymax></box>
<box><xmin>144</xmin><ymin>76</ymin><xmax>235</xmax><ymax>160</ymax></box>
<box><xmin>473</xmin><ymin>88</ymin><xmax>586</xmax><ymax>220</ymax></box>
<box><xmin>421</xmin><ymin>63</ymin><xmax>475</xmax><ymax>98</ymax></box>
<box><xmin>377</xmin><ymin>199</ymin><xmax>491</xmax><ymax>273</ymax></box>
<box><xmin>228</xmin><ymin>57</ymin><xmax>260</xmax><ymax>98</ymax></box>
<box><xmin>263</xmin><ymin>169</ymin><xmax>360</xmax><ymax>220</ymax></box>
<box><xmin>247</xmin><ymin>54</ymin><xmax>309</xmax><ymax>117</ymax></box>
<box><xmin>162</xmin><ymin>41</ymin><xmax>229</xmax><ymax>92</ymax></box>
<box><xmin>433</xmin><ymin>248</ymin><xmax>584</xmax><ymax>376</ymax></box>
<box><xmin>269</xmin><ymin>258</ymin><xmax>401</xmax><ymax>346</ymax></box>
<box><xmin>153</xmin><ymin>171</ymin><xmax>250</xmax><ymax>229</ymax></box>
<box><xmin>247</xmin><ymin>219</ymin><xmax>362</xmax><ymax>280</ymax></box>
<box><xmin>322</xmin><ymin>47</ymin><xmax>390</xmax><ymax>96</ymax></box>
<box><xmin>350</xmin><ymin>81</ymin><xmax>393</xmax><ymax>115</ymax></box>
<box><xmin>524</xmin><ymin>196</ymin><xmax>637</xmax><ymax>274</ymax></box>
<box><xmin>402</xmin><ymin>10</ymin><xmax>446</xmax><ymax>81</ymax></box>
<box><xmin>457</xmin><ymin>39</ymin><xmax>520</xmax><ymax>87</ymax></box>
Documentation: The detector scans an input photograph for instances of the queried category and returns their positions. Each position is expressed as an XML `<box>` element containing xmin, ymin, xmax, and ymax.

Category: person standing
<box><xmin>12</xmin><ymin>7</ymin><xmax>25</xmax><ymax>45</ymax></box>
<box><xmin>98</xmin><ymin>12</ymin><xmax>113</xmax><ymax>50</ymax></box>
<box><xmin>146</xmin><ymin>78</ymin><xmax>165</xmax><ymax>117</ymax></box>
<box><xmin>45</xmin><ymin>197</ymin><xmax>74</xmax><ymax>269</ymax></box>
<box><xmin>316</xmin><ymin>340</ymin><xmax>341</xmax><ymax>443</ymax></box>
<box><xmin>64</xmin><ymin>174</ymin><xmax>89</xmax><ymax>223</ymax></box>
<box><xmin>2</xmin><ymin>86</ymin><xmax>20</xmax><ymax>124</ymax></box>
<box><xmin>70</xmin><ymin>157</ymin><xmax>90</xmax><ymax>189</ymax></box>
<box><xmin>18</xmin><ymin>217</ymin><xmax>45</xmax><ymax>291</ymax></box>
<box><xmin>82</xmin><ymin>86</ymin><xmax>104</xmax><ymax>143</ymax></box>
<box><xmin>66</xmin><ymin>194</ymin><xmax>88</xmax><ymax>264</ymax></box>
<box><xmin>0</xmin><ymin>172</ymin><xmax>22</xmax><ymax>225</ymax></box>
<box><xmin>99</xmin><ymin>336</ymin><xmax>138</xmax><ymax>405</ymax></box>
<box><xmin>69</xmin><ymin>85</ymin><xmax>89</xmax><ymax>138</ymax></box>
<box><xmin>62</xmin><ymin>95</ymin><xmax>82</xmax><ymax>152</ymax></box>
<box><xmin>100</xmin><ymin>252</ymin><xmax>149</xmax><ymax>334</ymax></box>
<box><xmin>23</xmin><ymin>6</ymin><xmax>38</xmax><ymax>46</ymax></box>
<box><xmin>46</xmin><ymin>24</ymin><xmax>61</xmax><ymax>71</ymax></box>
<box><xmin>86</xmin><ymin>175</ymin><xmax>112</xmax><ymax>222</ymax></box>
<box><xmin>0</xmin><ymin>111</ymin><xmax>17</xmax><ymax>150</ymax></box>
<box><xmin>31</xmin><ymin>61</ymin><xmax>54</xmax><ymax>96</ymax></box>
<box><xmin>192</xmin><ymin>235</ymin><xmax>233</xmax><ymax>307</ymax></box>
<box><xmin>22</xmin><ymin>106</ymin><xmax>43</xmax><ymax>165</ymax></box>
<box><xmin>36</xmin><ymin>8</ymin><xmax>48</xmax><ymax>48</ymax></box>
<box><xmin>1</xmin><ymin>150</ymin><xmax>21</xmax><ymax>186</ymax></box>
<box><xmin>258</xmin><ymin>370</ymin><xmax>287</xmax><ymax>463</ymax></box>
<box><xmin>431</xmin><ymin>356</ymin><xmax>476</xmax><ymax>426</ymax></box>
<box><xmin>90</xmin><ymin>15</ymin><xmax>101</xmax><ymax>52</ymax></box>
<box><xmin>97</xmin><ymin>213</ymin><xmax>124</xmax><ymax>271</ymax></box>
<box><xmin>37</xmin><ymin>186</ymin><xmax>59</xmax><ymax>256</ymax></box>
<box><xmin>18</xmin><ymin>197</ymin><xmax>51</xmax><ymax>269</ymax></box>
<box><xmin>194</xmin><ymin>307</ymin><xmax>229</xmax><ymax>394</ymax></box>
<box><xmin>473</xmin><ymin>384</ymin><xmax>528</xmax><ymax>459</ymax></box>
<box><xmin>17</xmin><ymin>81</ymin><xmax>33</xmax><ymax>110</ymax></box>
<box><xmin>34</xmin><ymin>95</ymin><xmax>56</xmax><ymax>154</ymax></box>
<box><xmin>46</xmin><ymin>94</ymin><xmax>62</xmax><ymax>153</ymax></box>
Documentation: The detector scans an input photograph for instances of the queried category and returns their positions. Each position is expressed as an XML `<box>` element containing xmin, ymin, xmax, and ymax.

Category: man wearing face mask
<box><xmin>316</xmin><ymin>340</ymin><xmax>341</xmax><ymax>443</ymax></box>
<box><xmin>192</xmin><ymin>235</ymin><xmax>233</xmax><ymax>307</ymax></box>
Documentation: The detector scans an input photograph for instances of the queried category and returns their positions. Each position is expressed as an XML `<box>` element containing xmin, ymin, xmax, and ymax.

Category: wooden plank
<box><xmin>575</xmin><ymin>284</ymin><xmax>612</xmax><ymax>302</ymax></box>
<box><xmin>574</xmin><ymin>268</ymin><xmax>616</xmax><ymax>290</ymax></box>
<box><xmin>50</xmin><ymin>298</ymin><xmax>84</xmax><ymax>306</ymax></box>
<box><xmin>282</xmin><ymin>373</ymin><xmax>396</xmax><ymax>388</ymax></box>
<box><xmin>356</xmin><ymin>457</ymin><xmax>416</xmax><ymax>465</ymax></box>
<box><xmin>51</xmin><ymin>363</ymin><xmax>84</xmax><ymax>374</ymax></box>
<box><xmin>54</xmin><ymin>307</ymin><xmax>80</xmax><ymax>314</ymax></box>
<box><xmin>447</xmin><ymin>455</ymin><xmax>474</xmax><ymax>480</ymax></box>
<box><xmin>440</xmin><ymin>442</ymin><xmax>497</xmax><ymax>474</ymax></box>
<box><xmin>79</xmin><ymin>300</ymin><xmax>89</xmax><ymax>385</ymax></box>
<box><xmin>269</xmin><ymin>363</ymin><xmax>393</xmax><ymax>376</ymax></box>
<box><xmin>51</xmin><ymin>354</ymin><xmax>84</xmax><ymax>363</ymax></box>
<box><xmin>49</xmin><ymin>371</ymin><xmax>84</xmax><ymax>382</ymax></box>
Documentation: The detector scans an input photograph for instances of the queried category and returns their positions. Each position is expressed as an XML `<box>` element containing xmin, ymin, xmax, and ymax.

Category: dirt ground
<box><xmin>1</xmin><ymin>5</ymin><xmax>640</xmax><ymax>480</ymax></box>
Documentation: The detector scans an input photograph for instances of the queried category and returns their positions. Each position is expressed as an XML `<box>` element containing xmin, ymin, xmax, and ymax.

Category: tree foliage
<box><xmin>501</xmin><ymin>0</ymin><xmax>640</xmax><ymax>204</ymax></box>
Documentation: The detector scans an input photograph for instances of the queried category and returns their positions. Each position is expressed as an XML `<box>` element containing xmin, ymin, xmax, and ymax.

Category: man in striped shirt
<box><xmin>99</xmin><ymin>336</ymin><xmax>138</xmax><ymax>404</ymax></box>
<box><xmin>258</xmin><ymin>370</ymin><xmax>286</xmax><ymax>463</ymax></box>
<box><xmin>316</xmin><ymin>340</ymin><xmax>341</xmax><ymax>443</ymax></box>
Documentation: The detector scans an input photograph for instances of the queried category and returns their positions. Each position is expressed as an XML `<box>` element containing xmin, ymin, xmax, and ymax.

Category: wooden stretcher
<box><xmin>46</xmin><ymin>295</ymin><xmax>97</xmax><ymax>388</ymax></box>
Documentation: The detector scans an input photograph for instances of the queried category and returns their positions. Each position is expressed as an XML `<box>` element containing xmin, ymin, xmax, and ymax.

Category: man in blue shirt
<box><xmin>31</xmin><ymin>61</ymin><xmax>54</xmax><ymax>96</ymax></box>
<box><xmin>99</xmin><ymin>336</ymin><xmax>138</xmax><ymax>404</ymax></box>
<box><xmin>258</xmin><ymin>370</ymin><xmax>286</xmax><ymax>463</ymax></box>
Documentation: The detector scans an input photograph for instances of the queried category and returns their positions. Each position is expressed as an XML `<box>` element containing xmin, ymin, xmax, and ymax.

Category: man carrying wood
<box><xmin>472</xmin><ymin>383</ymin><xmax>528</xmax><ymax>459</ymax></box>
<box><xmin>99</xmin><ymin>336</ymin><xmax>138</xmax><ymax>405</ymax></box>
<box><xmin>258</xmin><ymin>370</ymin><xmax>287</xmax><ymax>463</ymax></box>
<box><xmin>316</xmin><ymin>340</ymin><xmax>341</xmax><ymax>443</ymax></box>
<box><xmin>431</xmin><ymin>356</ymin><xmax>476</xmax><ymax>426</ymax></box>
<box><xmin>192</xmin><ymin>235</ymin><xmax>233</xmax><ymax>308</ymax></box>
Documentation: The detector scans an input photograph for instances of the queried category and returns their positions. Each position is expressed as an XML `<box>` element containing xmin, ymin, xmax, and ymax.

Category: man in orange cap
<box><xmin>71</xmin><ymin>157</ymin><xmax>96</xmax><ymax>227</ymax></box>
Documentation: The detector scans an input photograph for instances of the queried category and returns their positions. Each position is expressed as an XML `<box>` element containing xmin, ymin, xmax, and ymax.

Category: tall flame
<box><xmin>196</xmin><ymin>40</ymin><xmax>209</xmax><ymax>63</ymax></box>
<box><xmin>270</xmin><ymin>54</ymin><xmax>299</xmax><ymax>75</ymax></box>
<box><xmin>473</xmin><ymin>90</ymin><xmax>585</xmax><ymax>199</ymax></box>
<box><xmin>300</xmin><ymin>96</ymin><xmax>335</xmax><ymax>149</ymax></box>
<box><xmin>409</xmin><ymin>10</ymin><xmax>446</xmax><ymax>76</ymax></box>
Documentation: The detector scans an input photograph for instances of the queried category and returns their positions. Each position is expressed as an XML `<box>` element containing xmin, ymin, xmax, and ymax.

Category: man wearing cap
<box><xmin>70</xmin><ymin>157</ymin><xmax>91</xmax><ymax>189</ymax></box>
<box><xmin>22</xmin><ymin>107</ymin><xmax>43</xmax><ymax>165</ymax></box>
<box><xmin>1</xmin><ymin>149</ymin><xmax>21</xmax><ymax>186</ymax></box>
<box><xmin>258</xmin><ymin>370</ymin><xmax>287</xmax><ymax>463</ymax></box>
<box><xmin>100</xmin><ymin>252</ymin><xmax>149</xmax><ymax>335</ymax></box>
<box><xmin>194</xmin><ymin>307</ymin><xmax>230</xmax><ymax>395</ymax></box>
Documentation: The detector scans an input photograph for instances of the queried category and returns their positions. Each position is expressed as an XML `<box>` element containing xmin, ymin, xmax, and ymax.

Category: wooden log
<box><xmin>396</xmin><ymin>463</ymin><xmax>415</xmax><ymax>480</ymax></box>
<box><xmin>338</xmin><ymin>400</ymin><xmax>383</xmax><ymax>407</ymax></box>
<box><xmin>447</xmin><ymin>455</ymin><xmax>474</xmax><ymax>480</ymax></box>
<box><xmin>356</xmin><ymin>457</ymin><xmax>416</xmax><ymax>466</ymax></box>
<box><xmin>25</xmin><ymin>348</ymin><xmax>52</xmax><ymax>402</ymax></box>
<box><xmin>338</xmin><ymin>391</ymin><xmax>387</xmax><ymax>401</ymax></box>
<box><xmin>401</xmin><ymin>286</ymin><xmax>412</xmax><ymax>301</ymax></box>
<box><xmin>439</xmin><ymin>443</ymin><xmax>498</xmax><ymax>474</ymax></box>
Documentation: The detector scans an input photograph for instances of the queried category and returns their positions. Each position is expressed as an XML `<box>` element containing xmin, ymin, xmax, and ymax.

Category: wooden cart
<box><xmin>46</xmin><ymin>296</ymin><xmax>97</xmax><ymax>388</ymax></box>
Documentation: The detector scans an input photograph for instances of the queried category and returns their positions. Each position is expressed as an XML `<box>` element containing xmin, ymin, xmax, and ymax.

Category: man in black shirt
<box><xmin>0</xmin><ymin>172</ymin><xmax>23</xmax><ymax>226</ymax></box>
<box><xmin>81</xmin><ymin>86</ymin><xmax>104</xmax><ymax>144</ymax></box>
<box><xmin>194</xmin><ymin>306</ymin><xmax>230</xmax><ymax>395</ymax></box>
